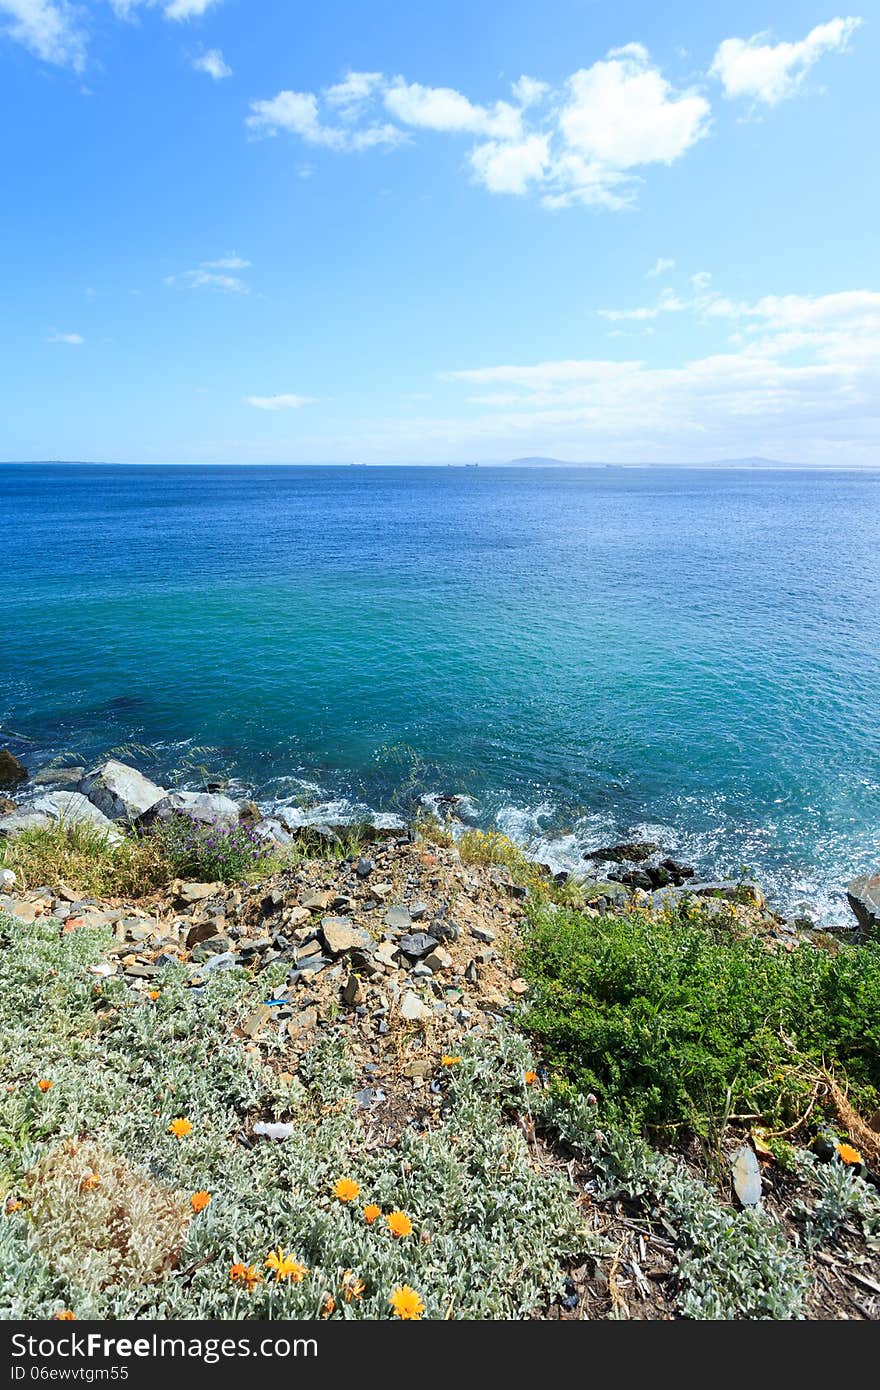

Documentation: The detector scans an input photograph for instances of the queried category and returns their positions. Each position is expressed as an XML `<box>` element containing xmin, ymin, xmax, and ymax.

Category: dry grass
<box><xmin>0</xmin><ymin>821</ymin><xmax>173</xmax><ymax>898</ymax></box>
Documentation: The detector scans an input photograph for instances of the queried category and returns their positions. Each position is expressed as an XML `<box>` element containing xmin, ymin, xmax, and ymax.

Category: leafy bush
<box><xmin>156</xmin><ymin>816</ymin><xmax>275</xmax><ymax>884</ymax></box>
<box><xmin>520</xmin><ymin>902</ymin><xmax>880</xmax><ymax>1134</ymax></box>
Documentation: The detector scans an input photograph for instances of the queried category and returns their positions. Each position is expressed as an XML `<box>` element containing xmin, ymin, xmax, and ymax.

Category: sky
<box><xmin>1</xmin><ymin>0</ymin><xmax>878</xmax><ymax>465</ymax></box>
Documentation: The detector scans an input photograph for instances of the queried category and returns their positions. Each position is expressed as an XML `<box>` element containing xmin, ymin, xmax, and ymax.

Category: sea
<box><xmin>2</xmin><ymin>462</ymin><xmax>879</xmax><ymax>923</ymax></box>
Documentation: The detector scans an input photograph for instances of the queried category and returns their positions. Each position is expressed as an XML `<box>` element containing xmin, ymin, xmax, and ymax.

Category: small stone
<box><xmin>0</xmin><ymin>868</ymin><xmax>15</xmax><ymax>890</ymax></box>
<box><xmin>320</xmin><ymin>917</ymin><xmax>373</xmax><ymax>955</ymax></box>
<box><xmin>368</xmin><ymin>881</ymin><xmax>393</xmax><ymax>903</ymax></box>
<box><xmin>287</xmin><ymin>1006</ymin><xmax>318</xmax><ymax>1037</ymax></box>
<box><xmin>730</xmin><ymin>1145</ymin><xmax>762</xmax><ymax>1206</ymax></box>
<box><xmin>241</xmin><ymin>1005</ymin><xmax>273</xmax><ymax>1039</ymax></box>
<box><xmin>403</xmin><ymin>1059</ymin><xmax>431</xmax><ymax>1078</ymax></box>
<box><xmin>301</xmin><ymin>890</ymin><xmax>334</xmax><ymax>913</ymax></box>
<box><xmin>409</xmin><ymin>901</ymin><xmax>428</xmax><ymax>921</ymax></box>
<box><xmin>356</xmin><ymin>857</ymin><xmax>375</xmax><ymax>878</ymax></box>
<box><xmin>470</xmin><ymin>924</ymin><xmax>495</xmax><ymax>944</ymax></box>
<box><xmin>385</xmin><ymin>905</ymin><xmax>412</xmax><ymax>932</ymax></box>
<box><xmin>176</xmin><ymin>881</ymin><xmax>219</xmax><ymax>905</ymax></box>
<box><xmin>376</xmin><ymin>940</ymin><xmax>401</xmax><ymax>968</ymax></box>
<box><xmin>191</xmin><ymin>935</ymin><xmax>233</xmax><ymax>961</ymax></box>
<box><xmin>186</xmin><ymin>919</ymin><xmax>224</xmax><ymax>949</ymax></box>
<box><xmin>398</xmin><ymin>932</ymin><xmax>439</xmax><ymax>959</ymax></box>
<box><xmin>399</xmin><ymin>991</ymin><xmax>431</xmax><ymax>1024</ymax></box>
<box><xmin>510</xmin><ymin>978</ymin><xmax>529</xmax><ymax>995</ymax></box>
<box><xmin>343</xmin><ymin>975</ymin><xmax>365</xmax><ymax>1006</ymax></box>
<box><xmin>286</xmin><ymin>905</ymin><xmax>312</xmax><ymax>928</ymax></box>
<box><xmin>424</xmin><ymin>946</ymin><xmax>453</xmax><ymax>973</ymax></box>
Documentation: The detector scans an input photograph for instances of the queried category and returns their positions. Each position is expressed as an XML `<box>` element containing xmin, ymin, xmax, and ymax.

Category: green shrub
<box><xmin>520</xmin><ymin>903</ymin><xmax>880</xmax><ymax>1135</ymax></box>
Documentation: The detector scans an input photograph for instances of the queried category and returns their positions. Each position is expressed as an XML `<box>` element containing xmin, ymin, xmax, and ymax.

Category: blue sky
<box><xmin>1</xmin><ymin>0</ymin><xmax>877</xmax><ymax>463</ymax></box>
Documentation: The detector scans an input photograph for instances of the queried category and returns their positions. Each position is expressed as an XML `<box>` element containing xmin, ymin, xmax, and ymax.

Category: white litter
<box><xmin>253</xmin><ymin>1121</ymin><xmax>295</xmax><ymax>1141</ymax></box>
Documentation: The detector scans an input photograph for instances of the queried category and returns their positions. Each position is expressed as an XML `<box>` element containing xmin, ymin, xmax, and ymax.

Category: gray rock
<box><xmin>356</xmin><ymin>857</ymin><xmax>374</xmax><ymax>878</ymax></box>
<box><xmin>398</xmin><ymin>931</ymin><xmax>439</xmax><ymax>959</ymax></box>
<box><xmin>585</xmin><ymin>841</ymin><xmax>660</xmax><ymax>863</ymax></box>
<box><xmin>400</xmin><ymin>991</ymin><xmax>431</xmax><ymax>1024</ymax></box>
<box><xmin>79</xmin><ymin>759</ymin><xmax>165</xmax><ymax>823</ymax></box>
<box><xmin>409</xmin><ymin>901</ymin><xmax>428</xmax><ymax>921</ymax></box>
<box><xmin>137</xmin><ymin>790</ymin><xmax>240</xmax><ymax>829</ymax></box>
<box><xmin>385</xmin><ymin>905</ymin><xmax>412</xmax><ymax>932</ymax></box>
<box><xmin>31</xmin><ymin>792</ymin><xmax>123</xmax><ymax>844</ymax></box>
<box><xmin>0</xmin><ymin>810</ymin><xmax>52</xmax><ymax>838</ymax></box>
<box><xmin>254</xmin><ymin>818</ymin><xmax>294</xmax><ymax>847</ymax></box>
<box><xmin>32</xmin><ymin>766</ymin><xmax>86</xmax><ymax>788</ymax></box>
<box><xmin>176</xmin><ymin>881</ymin><xmax>218</xmax><ymax>904</ymax></box>
<box><xmin>649</xmin><ymin>880</ymin><xmax>765</xmax><ymax>910</ymax></box>
<box><xmin>730</xmin><ymin>1145</ymin><xmax>762</xmax><ymax>1206</ymax></box>
<box><xmin>0</xmin><ymin>750</ymin><xmax>27</xmax><ymax>788</ymax></box>
<box><xmin>469</xmin><ymin>924</ymin><xmax>495</xmax><ymax>944</ymax></box>
<box><xmin>847</xmin><ymin>872</ymin><xmax>880</xmax><ymax>935</ymax></box>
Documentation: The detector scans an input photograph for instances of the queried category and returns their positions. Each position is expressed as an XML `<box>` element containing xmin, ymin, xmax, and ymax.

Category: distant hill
<box><xmin>501</xmin><ymin>455</ymin><xmax>794</xmax><ymax>469</ymax></box>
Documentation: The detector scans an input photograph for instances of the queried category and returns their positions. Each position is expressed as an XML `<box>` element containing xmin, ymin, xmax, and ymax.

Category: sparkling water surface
<box><xmin>2</xmin><ymin>463</ymin><xmax>878</xmax><ymax>920</ymax></box>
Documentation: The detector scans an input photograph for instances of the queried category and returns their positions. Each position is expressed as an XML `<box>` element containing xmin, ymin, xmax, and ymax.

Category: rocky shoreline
<box><xmin>1</xmin><ymin>749</ymin><xmax>877</xmax><ymax>938</ymax></box>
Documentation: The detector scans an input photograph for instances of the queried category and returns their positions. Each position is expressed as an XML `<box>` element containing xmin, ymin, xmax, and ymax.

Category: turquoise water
<box><xmin>2</xmin><ymin>463</ymin><xmax>879</xmax><ymax>920</ymax></box>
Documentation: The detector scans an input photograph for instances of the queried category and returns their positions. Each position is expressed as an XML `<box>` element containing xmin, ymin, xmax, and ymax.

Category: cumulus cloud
<box><xmin>248</xmin><ymin>49</ymin><xmax>710</xmax><ymax>210</ymax></box>
<box><xmin>47</xmin><ymin>330</ymin><xmax>84</xmax><ymax>344</ymax></box>
<box><xmin>710</xmin><ymin>17</ymin><xmax>861</xmax><ymax>105</ymax></box>
<box><xmin>0</xmin><ymin>0</ymin><xmax>87</xmax><ymax>70</ymax></box>
<box><xmin>246</xmin><ymin>393</ymin><xmax>312</xmax><ymax>410</ymax></box>
<box><xmin>165</xmin><ymin>255</ymin><xmax>251</xmax><ymax>293</ymax></box>
<box><xmin>193</xmin><ymin>47</ymin><xmax>231</xmax><ymax>80</ymax></box>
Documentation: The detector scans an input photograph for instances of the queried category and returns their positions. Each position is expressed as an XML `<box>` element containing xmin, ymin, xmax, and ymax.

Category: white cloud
<box><xmin>246</xmin><ymin>394</ymin><xmax>312</xmax><ymax>410</ymax></box>
<box><xmin>193</xmin><ymin>47</ymin><xmax>231</xmax><ymax>80</ymax></box>
<box><xmin>249</xmin><ymin>49</ymin><xmax>710</xmax><ymax>212</ymax></box>
<box><xmin>599</xmin><ymin>287</ymin><xmax>686</xmax><ymax>321</ymax></box>
<box><xmin>246</xmin><ymin>89</ymin><xmax>405</xmax><ymax>151</ymax></box>
<box><xmin>47</xmin><ymin>330</ymin><xmax>84</xmax><ymax>344</ymax></box>
<box><xmin>165</xmin><ymin>255</ymin><xmax>251</xmax><ymax>293</ymax></box>
<box><xmin>649</xmin><ymin>257</ymin><xmax>675</xmax><ymax>276</ymax></box>
<box><xmin>710</xmin><ymin>17</ymin><xmax>862</xmax><ymax>105</ymax></box>
<box><xmin>162</xmin><ymin>0</ymin><xmax>222</xmax><ymax>18</ymax></box>
<box><xmin>0</xmin><ymin>0</ymin><xmax>87</xmax><ymax>70</ymax></box>
<box><xmin>436</xmin><ymin>283</ymin><xmax>880</xmax><ymax>464</ymax></box>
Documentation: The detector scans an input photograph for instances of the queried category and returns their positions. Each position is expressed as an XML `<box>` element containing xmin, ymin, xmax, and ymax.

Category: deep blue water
<box><xmin>2</xmin><ymin>463</ymin><xmax>879</xmax><ymax>919</ymax></box>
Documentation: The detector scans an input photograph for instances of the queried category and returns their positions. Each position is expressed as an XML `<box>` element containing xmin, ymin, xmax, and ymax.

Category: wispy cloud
<box><xmin>648</xmin><ymin>257</ymin><xmax>675</xmax><ymax>277</ymax></box>
<box><xmin>246</xmin><ymin>393</ymin><xmax>313</xmax><ymax>410</ymax></box>
<box><xmin>710</xmin><ymin>16</ymin><xmax>862</xmax><ymax>106</ymax></box>
<box><xmin>47</xmin><ymin>330</ymin><xmax>84</xmax><ymax>344</ymax></box>
<box><xmin>111</xmin><ymin>0</ymin><xmax>224</xmax><ymax>21</ymax></box>
<box><xmin>165</xmin><ymin>255</ymin><xmax>251</xmax><ymax>293</ymax></box>
<box><xmin>193</xmin><ymin>47</ymin><xmax>231</xmax><ymax>80</ymax></box>
<box><xmin>0</xmin><ymin>1</ymin><xmax>87</xmax><ymax>71</ymax></box>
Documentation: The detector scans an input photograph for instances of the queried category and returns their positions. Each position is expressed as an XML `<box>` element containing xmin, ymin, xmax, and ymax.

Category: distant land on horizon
<box><xmin>2</xmin><ymin>456</ymin><xmax>879</xmax><ymax>470</ymax></box>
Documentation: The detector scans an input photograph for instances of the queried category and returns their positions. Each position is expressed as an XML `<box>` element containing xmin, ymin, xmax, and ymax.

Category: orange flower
<box><xmin>52</xmin><ymin>1311</ymin><xmax>76</xmax><ymax>1321</ymax></box>
<box><xmin>168</xmin><ymin>1118</ymin><xmax>192</xmax><ymax>1139</ymax></box>
<box><xmin>385</xmin><ymin>1210</ymin><xmax>413</xmax><ymax>1238</ymax></box>
<box><xmin>37</xmin><ymin>1080</ymin><xmax>53</xmax><ymax>1093</ymax></box>
<box><xmin>230</xmin><ymin>1263</ymin><xmax>262</xmax><ymax>1291</ymax></box>
<box><xmin>79</xmin><ymin>1173</ymin><xmax>101</xmax><ymax>1192</ymax></box>
<box><xmin>441</xmin><ymin>1055</ymin><xmax>461</xmax><ymax>1066</ymax></box>
<box><xmin>190</xmin><ymin>1191</ymin><xmax>211</xmax><ymax>1213</ymax></box>
<box><xmin>837</xmin><ymin>1142</ymin><xmax>863</xmax><ymax>1165</ymax></box>
<box><xmin>341</xmin><ymin>1269</ymin><xmax>365</xmax><ymax>1303</ymax></box>
<box><xmin>265</xmin><ymin>1247</ymin><xmax>307</xmax><ymax>1283</ymax></box>
<box><xmin>320</xmin><ymin>1293</ymin><xmax>335</xmax><ymax>1318</ymax></box>
<box><xmin>333</xmin><ymin>1177</ymin><xmax>360</xmax><ymax>1203</ymax></box>
<box><xmin>524</xmin><ymin>1071</ymin><xmax>538</xmax><ymax>1085</ymax></box>
<box><xmin>363</xmin><ymin>1203</ymin><xmax>381</xmax><ymax>1225</ymax></box>
<box><xmin>148</xmin><ymin>990</ymin><xmax>160</xmax><ymax>1002</ymax></box>
<box><xmin>389</xmin><ymin>1285</ymin><xmax>425</xmax><ymax>1320</ymax></box>
<box><xmin>5</xmin><ymin>1199</ymin><xmax>22</xmax><ymax>1214</ymax></box>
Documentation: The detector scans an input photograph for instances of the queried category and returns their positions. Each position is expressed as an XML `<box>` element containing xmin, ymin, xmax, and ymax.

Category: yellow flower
<box><xmin>37</xmin><ymin>1079</ymin><xmax>54</xmax><ymax>1093</ymax></box>
<box><xmin>320</xmin><ymin>1294</ymin><xmax>335</xmax><ymax>1318</ymax></box>
<box><xmin>5</xmin><ymin>1199</ymin><xmax>22</xmax><ymax>1214</ymax></box>
<box><xmin>190</xmin><ymin>1191</ymin><xmax>211</xmax><ymax>1213</ymax></box>
<box><xmin>837</xmin><ymin>1142</ymin><xmax>863</xmax><ymax>1166</ymax></box>
<box><xmin>441</xmin><ymin>1055</ymin><xmax>461</xmax><ymax>1066</ymax></box>
<box><xmin>265</xmin><ymin>1247</ymin><xmax>308</xmax><ymax>1283</ymax></box>
<box><xmin>341</xmin><ymin>1269</ymin><xmax>365</xmax><ymax>1303</ymax></box>
<box><xmin>230</xmin><ymin>1263</ymin><xmax>262</xmax><ymax>1291</ymax></box>
<box><xmin>385</xmin><ymin>1210</ymin><xmax>413</xmax><ymax>1238</ymax></box>
<box><xmin>168</xmin><ymin>1118</ymin><xmax>192</xmax><ymax>1139</ymax></box>
<box><xmin>333</xmin><ymin>1177</ymin><xmax>360</xmax><ymax>1203</ymax></box>
<box><xmin>363</xmin><ymin>1203</ymin><xmax>381</xmax><ymax>1225</ymax></box>
<box><xmin>389</xmin><ymin>1285</ymin><xmax>425</xmax><ymax>1320</ymax></box>
<box><xmin>52</xmin><ymin>1311</ymin><xmax>76</xmax><ymax>1321</ymax></box>
<box><xmin>79</xmin><ymin>1172</ymin><xmax>101</xmax><ymax>1192</ymax></box>
<box><xmin>524</xmin><ymin>1071</ymin><xmax>538</xmax><ymax>1085</ymax></box>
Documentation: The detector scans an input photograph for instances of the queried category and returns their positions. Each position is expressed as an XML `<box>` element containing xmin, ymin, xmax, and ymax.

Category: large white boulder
<box><xmin>33</xmin><ymin>791</ymin><xmax>123</xmax><ymax>844</ymax></box>
<box><xmin>137</xmin><ymin>790</ymin><xmax>240</xmax><ymax>829</ymax></box>
<box><xmin>80</xmin><ymin>760</ymin><xmax>166</xmax><ymax>823</ymax></box>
